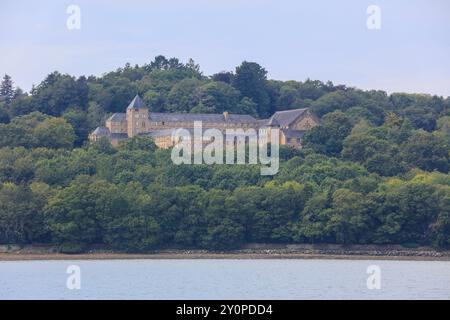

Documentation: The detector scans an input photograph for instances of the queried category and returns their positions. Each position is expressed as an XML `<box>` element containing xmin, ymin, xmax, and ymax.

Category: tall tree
<box><xmin>0</xmin><ymin>74</ymin><xmax>14</xmax><ymax>106</ymax></box>
<box><xmin>233</xmin><ymin>62</ymin><xmax>272</xmax><ymax>118</ymax></box>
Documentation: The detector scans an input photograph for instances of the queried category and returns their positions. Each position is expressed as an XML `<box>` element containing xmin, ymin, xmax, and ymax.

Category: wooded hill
<box><xmin>0</xmin><ymin>56</ymin><xmax>449</xmax><ymax>253</ymax></box>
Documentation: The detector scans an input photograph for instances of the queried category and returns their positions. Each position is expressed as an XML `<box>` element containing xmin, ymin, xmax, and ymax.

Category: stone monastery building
<box><xmin>90</xmin><ymin>95</ymin><xmax>319</xmax><ymax>148</ymax></box>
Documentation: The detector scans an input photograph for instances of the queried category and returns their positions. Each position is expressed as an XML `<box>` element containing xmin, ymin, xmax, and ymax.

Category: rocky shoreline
<box><xmin>1</xmin><ymin>243</ymin><xmax>449</xmax><ymax>261</ymax></box>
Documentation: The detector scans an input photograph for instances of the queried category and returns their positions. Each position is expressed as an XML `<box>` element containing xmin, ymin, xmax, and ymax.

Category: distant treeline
<box><xmin>0</xmin><ymin>56</ymin><xmax>449</xmax><ymax>253</ymax></box>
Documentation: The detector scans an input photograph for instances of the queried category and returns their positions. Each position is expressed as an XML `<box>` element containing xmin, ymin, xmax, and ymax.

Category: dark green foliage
<box><xmin>31</xmin><ymin>72</ymin><xmax>89</xmax><ymax>116</ymax></box>
<box><xmin>0</xmin><ymin>74</ymin><xmax>15</xmax><ymax>107</ymax></box>
<box><xmin>233</xmin><ymin>62</ymin><xmax>273</xmax><ymax>118</ymax></box>
<box><xmin>0</xmin><ymin>112</ymin><xmax>75</xmax><ymax>149</ymax></box>
<box><xmin>402</xmin><ymin>131</ymin><xmax>449</xmax><ymax>173</ymax></box>
<box><xmin>0</xmin><ymin>104</ymin><xmax>10</xmax><ymax>124</ymax></box>
<box><xmin>211</xmin><ymin>72</ymin><xmax>234</xmax><ymax>84</ymax></box>
<box><xmin>303</xmin><ymin>111</ymin><xmax>353</xmax><ymax>156</ymax></box>
<box><xmin>0</xmin><ymin>57</ymin><xmax>448</xmax><ymax>252</ymax></box>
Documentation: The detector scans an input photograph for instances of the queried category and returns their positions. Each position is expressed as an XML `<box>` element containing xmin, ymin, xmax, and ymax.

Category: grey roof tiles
<box><xmin>127</xmin><ymin>95</ymin><xmax>146</xmax><ymax>110</ymax></box>
<box><xmin>92</xmin><ymin>127</ymin><xmax>110</xmax><ymax>137</ymax></box>
<box><xmin>107</xmin><ymin>113</ymin><xmax>126</xmax><ymax>122</ymax></box>
<box><xmin>149</xmin><ymin>112</ymin><xmax>258</xmax><ymax>124</ymax></box>
<box><xmin>269</xmin><ymin>109</ymin><xmax>308</xmax><ymax>127</ymax></box>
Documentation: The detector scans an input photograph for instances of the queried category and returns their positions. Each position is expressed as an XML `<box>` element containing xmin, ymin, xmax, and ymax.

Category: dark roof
<box><xmin>110</xmin><ymin>133</ymin><xmax>128</xmax><ymax>139</ymax></box>
<box><xmin>107</xmin><ymin>113</ymin><xmax>126</xmax><ymax>122</ymax></box>
<box><xmin>144</xmin><ymin>128</ymin><xmax>258</xmax><ymax>139</ymax></box>
<box><xmin>149</xmin><ymin>112</ymin><xmax>258</xmax><ymax>124</ymax></box>
<box><xmin>281</xmin><ymin>129</ymin><xmax>307</xmax><ymax>139</ymax></box>
<box><xmin>267</xmin><ymin>117</ymin><xmax>280</xmax><ymax>127</ymax></box>
<box><xmin>257</xmin><ymin>119</ymin><xmax>269</xmax><ymax>127</ymax></box>
<box><xmin>92</xmin><ymin>127</ymin><xmax>110</xmax><ymax>137</ymax></box>
<box><xmin>269</xmin><ymin>108</ymin><xmax>308</xmax><ymax>127</ymax></box>
<box><xmin>127</xmin><ymin>95</ymin><xmax>146</xmax><ymax>110</ymax></box>
<box><xmin>144</xmin><ymin>129</ymin><xmax>195</xmax><ymax>138</ymax></box>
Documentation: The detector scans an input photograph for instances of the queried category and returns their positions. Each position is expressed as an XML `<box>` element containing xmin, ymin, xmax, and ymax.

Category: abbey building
<box><xmin>89</xmin><ymin>95</ymin><xmax>319</xmax><ymax>148</ymax></box>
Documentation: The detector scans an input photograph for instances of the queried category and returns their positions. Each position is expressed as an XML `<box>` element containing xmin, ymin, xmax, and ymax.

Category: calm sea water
<box><xmin>0</xmin><ymin>259</ymin><xmax>449</xmax><ymax>300</ymax></box>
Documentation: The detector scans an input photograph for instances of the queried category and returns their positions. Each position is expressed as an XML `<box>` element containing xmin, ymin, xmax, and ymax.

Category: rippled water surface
<box><xmin>1</xmin><ymin>259</ymin><xmax>449</xmax><ymax>299</ymax></box>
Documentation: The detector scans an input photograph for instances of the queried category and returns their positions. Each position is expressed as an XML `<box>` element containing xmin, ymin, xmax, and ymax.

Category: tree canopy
<box><xmin>0</xmin><ymin>56</ymin><xmax>449</xmax><ymax>252</ymax></box>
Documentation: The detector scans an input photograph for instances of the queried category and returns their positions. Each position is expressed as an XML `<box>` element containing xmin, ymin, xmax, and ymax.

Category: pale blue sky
<box><xmin>1</xmin><ymin>0</ymin><xmax>449</xmax><ymax>96</ymax></box>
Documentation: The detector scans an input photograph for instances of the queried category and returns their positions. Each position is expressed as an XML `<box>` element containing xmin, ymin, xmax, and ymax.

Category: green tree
<box><xmin>202</xmin><ymin>218</ymin><xmax>245</xmax><ymax>250</ymax></box>
<box><xmin>328</xmin><ymin>189</ymin><xmax>373</xmax><ymax>244</ymax></box>
<box><xmin>32</xmin><ymin>72</ymin><xmax>89</xmax><ymax>115</ymax></box>
<box><xmin>197</xmin><ymin>82</ymin><xmax>241</xmax><ymax>113</ymax></box>
<box><xmin>168</xmin><ymin>78</ymin><xmax>202</xmax><ymax>112</ymax></box>
<box><xmin>86</xmin><ymin>101</ymin><xmax>106</xmax><ymax>130</ymax></box>
<box><xmin>44</xmin><ymin>176</ymin><xmax>99</xmax><ymax>251</ymax></box>
<box><xmin>104</xmin><ymin>216</ymin><xmax>161</xmax><ymax>252</ymax></box>
<box><xmin>0</xmin><ymin>74</ymin><xmax>14</xmax><ymax>106</ymax></box>
<box><xmin>63</xmin><ymin>109</ymin><xmax>89</xmax><ymax>146</ymax></box>
<box><xmin>293</xmin><ymin>191</ymin><xmax>333</xmax><ymax>243</ymax></box>
<box><xmin>402</xmin><ymin>131</ymin><xmax>449</xmax><ymax>173</ymax></box>
<box><xmin>436</xmin><ymin>116</ymin><xmax>450</xmax><ymax>144</ymax></box>
<box><xmin>0</xmin><ymin>183</ymin><xmax>48</xmax><ymax>244</ymax></box>
<box><xmin>303</xmin><ymin>111</ymin><xmax>353</xmax><ymax>156</ymax></box>
<box><xmin>211</xmin><ymin>71</ymin><xmax>234</xmax><ymax>84</ymax></box>
<box><xmin>0</xmin><ymin>103</ymin><xmax>10</xmax><ymax>123</ymax></box>
<box><xmin>34</xmin><ymin>117</ymin><xmax>76</xmax><ymax>149</ymax></box>
<box><xmin>428</xmin><ymin>186</ymin><xmax>450</xmax><ymax>248</ymax></box>
<box><xmin>374</xmin><ymin>181</ymin><xmax>440</xmax><ymax>244</ymax></box>
<box><xmin>233</xmin><ymin>62</ymin><xmax>272</xmax><ymax>117</ymax></box>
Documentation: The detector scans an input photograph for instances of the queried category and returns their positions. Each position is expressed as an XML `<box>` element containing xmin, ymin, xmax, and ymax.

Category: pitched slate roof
<box><xmin>144</xmin><ymin>129</ymin><xmax>179</xmax><ymax>138</ymax></box>
<box><xmin>144</xmin><ymin>128</ymin><xmax>198</xmax><ymax>138</ymax></box>
<box><xmin>110</xmin><ymin>133</ymin><xmax>128</xmax><ymax>139</ymax></box>
<box><xmin>144</xmin><ymin>128</ymin><xmax>258</xmax><ymax>139</ymax></box>
<box><xmin>267</xmin><ymin>117</ymin><xmax>280</xmax><ymax>127</ymax></box>
<box><xmin>92</xmin><ymin>127</ymin><xmax>110</xmax><ymax>137</ymax></box>
<box><xmin>107</xmin><ymin>113</ymin><xmax>126</xmax><ymax>122</ymax></box>
<box><xmin>149</xmin><ymin>112</ymin><xmax>258</xmax><ymax>124</ymax></box>
<box><xmin>127</xmin><ymin>95</ymin><xmax>146</xmax><ymax>110</ymax></box>
<box><xmin>257</xmin><ymin>119</ymin><xmax>269</xmax><ymax>127</ymax></box>
<box><xmin>268</xmin><ymin>108</ymin><xmax>308</xmax><ymax>127</ymax></box>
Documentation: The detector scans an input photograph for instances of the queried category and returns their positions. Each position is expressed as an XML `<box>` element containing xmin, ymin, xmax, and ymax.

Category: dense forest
<box><xmin>0</xmin><ymin>56</ymin><xmax>449</xmax><ymax>253</ymax></box>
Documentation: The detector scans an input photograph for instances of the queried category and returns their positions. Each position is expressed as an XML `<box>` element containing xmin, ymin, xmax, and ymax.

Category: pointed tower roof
<box><xmin>127</xmin><ymin>95</ymin><xmax>146</xmax><ymax>110</ymax></box>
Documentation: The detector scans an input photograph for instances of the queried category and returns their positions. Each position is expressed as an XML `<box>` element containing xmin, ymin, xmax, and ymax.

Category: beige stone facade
<box><xmin>90</xmin><ymin>95</ymin><xmax>319</xmax><ymax>149</ymax></box>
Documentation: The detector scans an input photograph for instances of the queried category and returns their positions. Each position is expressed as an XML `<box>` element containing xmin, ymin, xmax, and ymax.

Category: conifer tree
<box><xmin>0</xmin><ymin>74</ymin><xmax>14</xmax><ymax>106</ymax></box>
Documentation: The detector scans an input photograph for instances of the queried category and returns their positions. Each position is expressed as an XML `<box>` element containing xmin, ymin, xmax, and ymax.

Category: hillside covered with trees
<box><xmin>0</xmin><ymin>56</ymin><xmax>449</xmax><ymax>253</ymax></box>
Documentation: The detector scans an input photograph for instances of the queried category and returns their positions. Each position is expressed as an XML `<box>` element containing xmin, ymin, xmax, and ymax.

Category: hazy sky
<box><xmin>1</xmin><ymin>0</ymin><xmax>449</xmax><ymax>96</ymax></box>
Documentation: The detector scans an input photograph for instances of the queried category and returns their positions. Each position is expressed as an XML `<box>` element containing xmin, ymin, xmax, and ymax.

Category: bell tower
<box><xmin>126</xmin><ymin>95</ymin><xmax>150</xmax><ymax>137</ymax></box>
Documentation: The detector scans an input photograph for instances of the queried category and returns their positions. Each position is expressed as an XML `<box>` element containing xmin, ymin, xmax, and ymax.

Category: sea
<box><xmin>0</xmin><ymin>259</ymin><xmax>449</xmax><ymax>300</ymax></box>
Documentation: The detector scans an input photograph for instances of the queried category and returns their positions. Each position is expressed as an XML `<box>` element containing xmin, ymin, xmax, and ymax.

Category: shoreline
<box><xmin>1</xmin><ymin>253</ymin><xmax>450</xmax><ymax>262</ymax></box>
<box><xmin>1</xmin><ymin>244</ymin><xmax>450</xmax><ymax>262</ymax></box>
